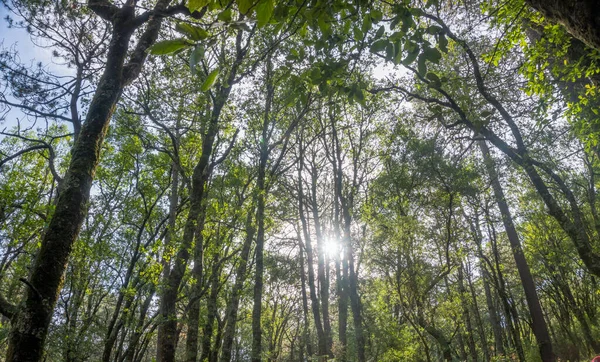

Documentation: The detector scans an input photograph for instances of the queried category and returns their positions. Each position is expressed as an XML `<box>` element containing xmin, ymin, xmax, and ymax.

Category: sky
<box><xmin>1</xmin><ymin>4</ymin><xmax>72</xmax><ymax>133</ymax></box>
<box><xmin>0</xmin><ymin>5</ymin><xmax>57</xmax><ymax>70</ymax></box>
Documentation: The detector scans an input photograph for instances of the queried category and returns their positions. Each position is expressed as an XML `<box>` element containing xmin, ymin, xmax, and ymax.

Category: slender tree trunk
<box><xmin>251</xmin><ymin>146</ymin><xmax>266</xmax><ymax>362</ymax></box>
<box><xmin>157</xmin><ymin>137</ymin><xmax>213</xmax><ymax>362</ymax></box>
<box><xmin>331</xmin><ymin>119</ymin><xmax>366</xmax><ymax>362</ymax></box>
<box><xmin>309</xmin><ymin>169</ymin><xmax>333</xmax><ymax>358</ymax></box>
<box><xmin>457</xmin><ymin>261</ymin><xmax>478</xmax><ymax>361</ymax></box>
<box><xmin>548</xmin><ymin>262</ymin><xmax>600</xmax><ymax>353</ymax></box>
<box><xmin>7</xmin><ymin>15</ymin><xmax>132</xmax><ymax>362</ymax></box>
<box><xmin>297</xmin><ymin>227</ymin><xmax>313</xmax><ymax>358</ymax></box>
<box><xmin>333</xmin><ymin>180</ymin><xmax>348</xmax><ymax>362</ymax></box>
<box><xmin>486</xmin><ymin>210</ymin><xmax>524</xmax><ymax>361</ymax></box>
<box><xmin>296</xmin><ymin>134</ymin><xmax>327</xmax><ymax>359</ymax></box>
<box><xmin>157</xmin><ymin>27</ymin><xmax>249</xmax><ymax>362</ymax></box>
<box><xmin>436</xmin><ymin>19</ymin><xmax>600</xmax><ymax>278</ymax></box>
<box><xmin>471</xmin><ymin>215</ymin><xmax>505</xmax><ymax>356</ymax></box>
<box><xmin>251</xmin><ymin>60</ymin><xmax>274</xmax><ymax>362</ymax></box>
<box><xmin>219</xmin><ymin>206</ymin><xmax>255</xmax><ymax>362</ymax></box>
<box><xmin>419</xmin><ymin>316</ymin><xmax>453</xmax><ymax>362</ymax></box>
<box><xmin>185</xmin><ymin>206</ymin><xmax>208</xmax><ymax>362</ymax></box>
<box><xmin>479</xmin><ymin>140</ymin><xmax>555</xmax><ymax>362</ymax></box>
<box><xmin>210</xmin><ymin>315</ymin><xmax>223</xmax><ymax>362</ymax></box>
<box><xmin>198</xmin><ymin>254</ymin><xmax>220</xmax><ymax>362</ymax></box>
<box><xmin>122</xmin><ymin>289</ymin><xmax>154</xmax><ymax>362</ymax></box>
<box><xmin>465</xmin><ymin>256</ymin><xmax>491</xmax><ymax>361</ymax></box>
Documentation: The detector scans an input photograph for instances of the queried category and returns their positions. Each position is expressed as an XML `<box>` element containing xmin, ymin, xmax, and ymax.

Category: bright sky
<box><xmin>0</xmin><ymin>5</ymin><xmax>72</xmax><ymax>132</ymax></box>
<box><xmin>0</xmin><ymin>6</ymin><xmax>57</xmax><ymax>69</ymax></box>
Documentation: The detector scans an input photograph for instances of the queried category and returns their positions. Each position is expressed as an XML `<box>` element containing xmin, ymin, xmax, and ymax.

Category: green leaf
<box><xmin>318</xmin><ymin>16</ymin><xmax>330</xmax><ymax>35</ymax></box>
<box><xmin>237</xmin><ymin>0</ymin><xmax>253</xmax><ymax>14</ymax></box>
<box><xmin>426</xmin><ymin>72</ymin><xmax>441</xmax><ymax>87</ymax></box>
<box><xmin>361</xmin><ymin>14</ymin><xmax>372</xmax><ymax>33</ymax></box>
<box><xmin>217</xmin><ymin>9</ymin><xmax>233</xmax><ymax>22</ymax></box>
<box><xmin>148</xmin><ymin>39</ymin><xmax>192</xmax><ymax>55</ymax></box>
<box><xmin>393</xmin><ymin>41</ymin><xmax>404</xmax><ymax>64</ymax></box>
<box><xmin>370</xmin><ymin>39</ymin><xmax>388</xmax><ymax>53</ymax></box>
<box><xmin>385</xmin><ymin>43</ymin><xmax>395</xmax><ymax>61</ymax></box>
<box><xmin>354</xmin><ymin>88</ymin><xmax>365</xmax><ymax>105</ymax></box>
<box><xmin>417</xmin><ymin>54</ymin><xmax>427</xmax><ymax>75</ymax></box>
<box><xmin>187</xmin><ymin>0</ymin><xmax>209</xmax><ymax>13</ymax></box>
<box><xmin>309</xmin><ymin>67</ymin><xmax>321</xmax><ymax>84</ymax></box>
<box><xmin>371</xmin><ymin>9</ymin><xmax>383</xmax><ymax>23</ymax></box>
<box><xmin>438</xmin><ymin>33</ymin><xmax>448</xmax><ymax>53</ymax></box>
<box><xmin>353</xmin><ymin>26</ymin><xmax>364</xmax><ymax>41</ymax></box>
<box><xmin>202</xmin><ymin>68</ymin><xmax>219</xmax><ymax>91</ymax></box>
<box><xmin>422</xmin><ymin>47</ymin><xmax>442</xmax><ymax>64</ymax></box>
<box><xmin>256</xmin><ymin>0</ymin><xmax>274</xmax><ymax>27</ymax></box>
<box><xmin>189</xmin><ymin>45</ymin><xmax>204</xmax><ymax>73</ymax></box>
<box><xmin>375</xmin><ymin>25</ymin><xmax>385</xmax><ymax>40</ymax></box>
<box><xmin>402</xmin><ymin>49</ymin><xmax>419</xmax><ymax>65</ymax></box>
<box><xmin>175</xmin><ymin>23</ymin><xmax>210</xmax><ymax>41</ymax></box>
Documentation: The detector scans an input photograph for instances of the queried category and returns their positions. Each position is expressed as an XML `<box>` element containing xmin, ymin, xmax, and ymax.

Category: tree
<box><xmin>2</xmin><ymin>0</ymin><xmax>600</xmax><ymax>361</ymax></box>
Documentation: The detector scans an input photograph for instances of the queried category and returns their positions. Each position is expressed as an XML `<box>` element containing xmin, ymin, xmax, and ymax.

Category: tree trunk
<box><xmin>185</xmin><ymin>206</ymin><xmax>208</xmax><ymax>362</ymax></box>
<box><xmin>157</xmin><ymin>65</ymin><xmax>236</xmax><ymax>362</ymax></box>
<box><xmin>471</xmin><ymin>214</ymin><xmax>505</xmax><ymax>356</ymax></box>
<box><xmin>486</xmin><ymin>207</ymin><xmax>525</xmax><ymax>361</ymax></box>
<box><xmin>333</xmin><ymin>179</ymin><xmax>348</xmax><ymax>362</ymax></box>
<box><xmin>198</xmin><ymin>254</ymin><xmax>220</xmax><ymax>362</ymax></box>
<box><xmin>331</xmin><ymin>119</ymin><xmax>366</xmax><ymax>362</ymax></box>
<box><xmin>5</xmin><ymin>1</ymin><xmax>173</xmax><ymax>357</ymax></box>
<box><xmin>419</xmin><ymin>317</ymin><xmax>454</xmax><ymax>362</ymax></box>
<box><xmin>210</xmin><ymin>314</ymin><xmax>223</xmax><ymax>362</ymax></box>
<box><xmin>251</xmin><ymin>60</ymin><xmax>274</xmax><ymax>362</ymax></box>
<box><xmin>219</xmin><ymin>206</ymin><xmax>255</xmax><ymax>362</ymax></box>
<box><xmin>479</xmin><ymin>140</ymin><xmax>555</xmax><ymax>362</ymax></box>
<box><xmin>457</xmin><ymin>261</ymin><xmax>478</xmax><ymax>361</ymax></box>
<box><xmin>309</xmin><ymin>168</ymin><xmax>333</xmax><ymax>358</ymax></box>
<box><xmin>525</xmin><ymin>0</ymin><xmax>600</xmax><ymax>51</ymax></box>
<box><xmin>297</xmin><ymin>160</ymin><xmax>326</xmax><ymax>358</ymax></box>
<box><xmin>122</xmin><ymin>289</ymin><xmax>154</xmax><ymax>362</ymax></box>
<box><xmin>297</xmin><ymin>227</ymin><xmax>313</xmax><ymax>359</ymax></box>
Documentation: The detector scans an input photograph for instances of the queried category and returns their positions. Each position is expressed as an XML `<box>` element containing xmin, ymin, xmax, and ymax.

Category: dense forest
<box><xmin>0</xmin><ymin>0</ymin><xmax>599</xmax><ymax>361</ymax></box>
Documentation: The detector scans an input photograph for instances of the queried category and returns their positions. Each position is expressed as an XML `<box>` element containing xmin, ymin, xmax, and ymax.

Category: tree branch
<box><xmin>0</xmin><ymin>293</ymin><xmax>16</xmax><ymax>319</ymax></box>
<box><xmin>88</xmin><ymin>0</ymin><xmax>119</xmax><ymax>22</ymax></box>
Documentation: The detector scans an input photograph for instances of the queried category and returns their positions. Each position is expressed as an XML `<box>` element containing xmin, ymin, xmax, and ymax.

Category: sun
<box><xmin>323</xmin><ymin>238</ymin><xmax>340</xmax><ymax>258</ymax></box>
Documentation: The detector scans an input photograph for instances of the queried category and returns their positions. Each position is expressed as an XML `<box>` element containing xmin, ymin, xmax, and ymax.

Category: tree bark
<box><xmin>331</xmin><ymin>117</ymin><xmax>366</xmax><ymax>362</ymax></box>
<box><xmin>5</xmin><ymin>0</ymin><xmax>173</xmax><ymax>358</ymax></box>
<box><xmin>470</xmin><ymin>213</ymin><xmax>505</xmax><ymax>357</ymax></box>
<box><xmin>219</xmin><ymin>206</ymin><xmax>255</xmax><ymax>362</ymax></box>
<box><xmin>525</xmin><ymin>0</ymin><xmax>600</xmax><ymax>52</ymax></box>
<box><xmin>297</xmin><ymin>232</ymin><xmax>314</xmax><ymax>359</ymax></box>
<box><xmin>297</xmin><ymin>154</ymin><xmax>327</xmax><ymax>358</ymax></box>
<box><xmin>309</xmin><ymin>167</ymin><xmax>333</xmax><ymax>358</ymax></box>
<box><xmin>198</xmin><ymin>254</ymin><xmax>220</xmax><ymax>362</ymax></box>
<box><xmin>184</xmin><ymin>207</ymin><xmax>208</xmax><ymax>362</ymax></box>
<box><xmin>479</xmin><ymin>140</ymin><xmax>555</xmax><ymax>362</ymax></box>
<box><xmin>251</xmin><ymin>60</ymin><xmax>274</xmax><ymax>362</ymax></box>
<box><xmin>156</xmin><ymin>117</ymin><xmax>217</xmax><ymax>362</ymax></box>
<box><xmin>457</xmin><ymin>261</ymin><xmax>478</xmax><ymax>361</ymax></box>
<box><xmin>333</xmin><ymin>169</ymin><xmax>348</xmax><ymax>362</ymax></box>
